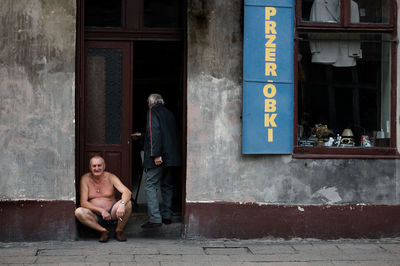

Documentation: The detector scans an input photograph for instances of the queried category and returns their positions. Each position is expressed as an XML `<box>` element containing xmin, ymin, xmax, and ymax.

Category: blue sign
<box><xmin>242</xmin><ymin>0</ymin><xmax>294</xmax><ymax>154</ymax></box>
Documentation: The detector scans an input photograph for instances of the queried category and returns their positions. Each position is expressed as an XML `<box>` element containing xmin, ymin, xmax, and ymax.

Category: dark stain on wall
<box><xmin>188</xmin><ymin>0</ymin><xmax>243</xmax><ymax>82</ymax></box>
<box><xmin>0</xmin><ymin>200</ymin><xmax>76</xmax><ymax>242</ymax></box>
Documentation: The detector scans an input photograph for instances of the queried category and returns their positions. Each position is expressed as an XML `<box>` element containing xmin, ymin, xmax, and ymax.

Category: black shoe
<box><xmin>141</xmin><ymin>221</ymin><xmax>162</xmax><ymax>228</ymax></box>
<box><xmin>162</xmin><ymin>218</ymin><xmax>172</xmax><ymax>224</ymax></box>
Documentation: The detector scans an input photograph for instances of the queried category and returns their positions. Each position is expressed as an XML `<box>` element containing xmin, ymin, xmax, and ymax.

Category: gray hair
<box><xmin>147</xmin><ymin>93</ymin><xmax>164</xmax><ymax>107</ymax></box>
<box><xmin>89</xmin><ymin>155</ymin><xmax>105</xmax><ymax>168</ymax></box>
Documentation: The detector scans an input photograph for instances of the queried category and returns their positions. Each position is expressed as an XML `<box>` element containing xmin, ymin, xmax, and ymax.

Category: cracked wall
<box><xmin>0</xmin><ymin>0</ymin><xmax>76</xmax><ymax>201</ymax></box>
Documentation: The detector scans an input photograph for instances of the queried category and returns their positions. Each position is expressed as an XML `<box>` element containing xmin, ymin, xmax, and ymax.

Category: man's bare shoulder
<box><xmin>80</xmin><ymin>173</ymin><xmax>92</xmax><ymax>183</ymax></box>
<box><xmin>104</xmin><ymin>171</ymin><xmax>119</xmax><ymax>181</ymax></box>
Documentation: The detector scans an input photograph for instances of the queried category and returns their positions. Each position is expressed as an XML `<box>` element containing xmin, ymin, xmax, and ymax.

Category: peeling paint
<box><xmin>312</xmin><ymin>187</ymin><xmax>342</xmax><ymax>204</ymax></box>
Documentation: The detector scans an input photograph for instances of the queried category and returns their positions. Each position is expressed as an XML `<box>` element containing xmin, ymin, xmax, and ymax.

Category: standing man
<box><xmin>132</xmin><ymin>93</ymin><xmax>181</xmax><ymax>228</ymax></box>
<box><xmin>75</xmin><ymin>156</ymin><xmax>132</xmax><ymax>242</ymax></box>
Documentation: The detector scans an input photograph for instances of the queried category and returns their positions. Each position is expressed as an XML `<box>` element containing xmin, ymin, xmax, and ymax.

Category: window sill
<box><xmin>293</xmin><ymin>146</ymin><xmax>400</xmax><ymax>159</ymax></box>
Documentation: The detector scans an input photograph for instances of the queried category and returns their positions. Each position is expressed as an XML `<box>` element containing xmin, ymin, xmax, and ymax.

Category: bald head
<box><xmin>89</xmin><ymin>156</ymin><xmax>105</xmax><ymax>169</ymax></box>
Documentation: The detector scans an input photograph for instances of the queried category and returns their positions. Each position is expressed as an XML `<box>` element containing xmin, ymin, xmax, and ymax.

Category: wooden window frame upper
<box><xmin>296</xmin><ymin>0</ymin><xmax>396</xmax><ymax>30</ymax></box>
<box><xmin>83</xmin><ymin>0</ymin><xmax>185</xmax><ymax>41</ymax></box>
<box><xmin>293</xmin><ymin>0</ymin><xmax>399</xmax><ymax>159</ymax></box>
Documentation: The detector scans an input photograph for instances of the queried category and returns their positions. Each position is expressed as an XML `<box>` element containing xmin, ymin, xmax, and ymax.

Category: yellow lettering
<box><xmin>264</xmin><ymin>7</ymin><xmax>278</xmax><ymax>143</ymax></box>
<box><xmin>265</xmin><ymin>35</ymin><xmax>276</xmax><ymax>48</ymax></box>
<box><xmin>265</xmin><ymin>7</ymin><xmax>277</xmax><ymax>20</ymax></box>
<box><xmin>268</xmin><ymin>128</ymin><xmax>274</xmax><ymax>142</ymax></box>
<box><xmin>265</xmin><ymin>48</ymin><xmax>276</xmax><ymax>62</ymax></box>
<box><xmin>264</xmin><ymin>113</ymin><xmax>277</xmax><ymax>127</ymax></box>
<box><xmin>265</xmin><ymin>21</ymin><xmax>277</xmax><ymax>34</ymax></box>
<box><xmin>265</xmin><ymin>99</ymin><xmax>277</xmax><ymax>112</ymax></box>
<box><xmin>263</xmin><ymin>84</ymin><xmax>277</xmax><ymax>98</ymax></box>
<box><xmin>265</xmin><ymin>63</ymin><xmax>277</xmax><ymax>76</ymax></box>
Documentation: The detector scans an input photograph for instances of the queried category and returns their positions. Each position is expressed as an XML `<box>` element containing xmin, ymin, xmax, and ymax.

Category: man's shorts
<box><xmin>96</xmin><ymin>203</ymin><xmax>118</xmax><ymax>226</ymax></box>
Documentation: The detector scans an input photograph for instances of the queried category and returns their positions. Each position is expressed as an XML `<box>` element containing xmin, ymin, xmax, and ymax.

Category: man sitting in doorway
<box><xmin>75</xmin><ymin>155</ymin><xmax>132</xmax><ymax>242</ymax></box>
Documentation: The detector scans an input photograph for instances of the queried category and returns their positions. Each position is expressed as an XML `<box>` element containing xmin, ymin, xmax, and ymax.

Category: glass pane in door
<box><xmin>143</xmin><ymin>0</ymin><xmax>183</xmax><ymax>28</ymax></box>
<box><xmin>85</xmin><ymin>0</ymin><xmax>122</xmax><ymax>27</ymax></box>
<box><xmin>86</xmin><ymin>49</ymin><xmax>122</xmax><ymax>145</ymax></box>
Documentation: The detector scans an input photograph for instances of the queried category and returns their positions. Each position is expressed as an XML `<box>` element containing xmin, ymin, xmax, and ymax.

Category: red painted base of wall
<box><xmin>185</xmin><ymin>202</ymin><xmax>400</xmax><ymax>239</ymax></box>
<box><xmin>0</xmin><ymin>200</ymin><xmax>76</xmax><ymax>242</ymax></box>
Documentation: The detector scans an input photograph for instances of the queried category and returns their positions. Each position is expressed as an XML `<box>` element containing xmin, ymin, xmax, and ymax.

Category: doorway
<box><xmin>77</xmin><ymin>0</ymin><xmax>186</xmax><ymax>236</ymax></box>
<box><xmin>131</xmin><ymin>41</ymin><xmax>184</xmax><ymax>214</ymax></box>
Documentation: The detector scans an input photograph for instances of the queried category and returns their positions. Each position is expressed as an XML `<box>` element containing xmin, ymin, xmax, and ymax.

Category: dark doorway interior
<box><xmin>131</xmin><ymin>41</ymin><xmax>184</xmax><ymax>217</ymax></box>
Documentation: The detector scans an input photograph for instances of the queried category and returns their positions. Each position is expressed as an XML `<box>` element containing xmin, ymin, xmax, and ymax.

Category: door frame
<box><xmin>75</xmin><ymin>0</ymin><xmax>187</xmax><ymax>222</ymax></box>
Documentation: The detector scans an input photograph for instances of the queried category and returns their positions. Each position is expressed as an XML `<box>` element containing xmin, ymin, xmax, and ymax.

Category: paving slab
<box><xmin>248</xmin><ymin>244</ymin><xmax>296</xmax><ymax>255</ymax></box>
<box><xmin>331</xmin><ymin>261</ymin><xmax>400</xmax><ymax>266</ymax></box>
<box><xmin>380</xmin><ymin>244</ymin><xmax>400</xmax><ymax>254</ymax></box>
<box><xmin>158</xmin><ymin>245</ymin><xmax>205</xmax><ymax>255</ymax></box>
<box><xmin>204</xmin><ymin>247</ymin><xmax>252</xmax><ymax>255</ymax></box>
<box><xmin>135</xmin><ymin>254</ymin><xmax>183</xmax><ymax>262</ymax></box>
<box><xmin>112</xmin><ymin>263</ymin><xmax>160</xmax><ymax>266</ymax></box>
<box><xmin>59</xmin><ymin>264</ymin><xmax>109</xmax><ymax>266</ymax></box>
<box><xmin>0</xmin><ymin>255</ymin><xmax>37</xmax><ymax>264</ymax></box>
<box><xmin>0</xmin><ymin>247</ymin><xmax>37</xmax><ymax>256</ymax></box>
<box><xmin>35</xmin><ymin>255</ymin><xmax>86</xmax><ymax>264</ymax></box>
<box><xmin>291</xmin><ymin>243</ymin><xmax>343</xmax><ymax>260</ymax></box>
<box><xmin>181</xmin><ymin>254</ymin><xmax>232</xmax><ymax>262</ymax></box>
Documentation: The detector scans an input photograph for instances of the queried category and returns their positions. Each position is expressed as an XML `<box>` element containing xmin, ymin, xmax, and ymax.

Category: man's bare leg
<box><xmin>111</xmin><ymin>201</ymin><xmax>132</xmax><ymax>241</ymax></box>
<box><xmin>75</xmin><ymin>207</ymin><xmax>107</xmax><ymax>232</ymax></box>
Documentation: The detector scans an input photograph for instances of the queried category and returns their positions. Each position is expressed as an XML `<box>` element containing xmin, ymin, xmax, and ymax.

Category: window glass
<box><xmin>352</xmin><ymin>0</ymin><xmax>390</xmax><ymax>23</ymax></box>
<box><xmin>302</xmin><ymin>0</ymin><xmax>341</xmax><ymax>23</ymax></box>
<box><xmin>86</xmin><ymin>49</ymin><xmax>122</xmax><ymax>145</ymax></box>
<box><xmin>143</xmin><ymin>0</ymin><xmax>183</xmax><ymax>28</ymax></box>
<box><xmin>85</xmin><ymin>0</ymin><xmax>122</xmax><ymax>28</ymax></box>
<box><xmin>297</xmin><ymin>33</ymin><xmax>391</xmax><ymax>148</ymax></box>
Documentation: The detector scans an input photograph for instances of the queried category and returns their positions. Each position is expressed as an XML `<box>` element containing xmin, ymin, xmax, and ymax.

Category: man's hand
<box><xmin>131</xmin><ymin>132</ymin><xmax>141</xmax><ymax>140</ymax></box>
<box><xmin>154</xmin><ymin>156</ymin><xmax>163</xmax><ymax>166</ymax></box>
<box><xmin>101</xmin><ymin>209</ymin><xmax>111</xmax><ymax>220</ymax></box>
<box><xmin>116</xmin><ymin>204</ymin><xmax>125</xmax><ymax>220</ymax></box>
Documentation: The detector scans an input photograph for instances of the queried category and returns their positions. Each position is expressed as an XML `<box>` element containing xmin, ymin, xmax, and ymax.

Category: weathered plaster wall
<box><xmin>187</xmin><ymin>0</ymin><xmax>400</xmax><ymax>205</ymax></box>
<box><xmin>397</xmin><ymin>1</ymin><xmax>400</xmax><ymax>200</ymax></box>
<box><xmin>0</xmin><ymin>0</ymin><xmax>76</xmax><ymax>200</ymax></box>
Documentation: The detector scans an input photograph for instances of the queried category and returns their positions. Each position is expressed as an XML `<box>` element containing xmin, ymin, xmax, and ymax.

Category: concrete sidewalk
<box><xmin>1</xmin><ymin>237</ymin><xmax>400</xmax><ymax>265</ymax></box>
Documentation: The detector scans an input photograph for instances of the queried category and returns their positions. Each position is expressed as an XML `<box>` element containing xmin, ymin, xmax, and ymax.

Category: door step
<box><xmin>76</xmin><ymin>212</ymin><xmax>183</xmax><ymax>240</ymax></box>
<box><xmin>124</xmin><ymin>212</ymin><xmax>183</xmax><ymax>239</ymax></box>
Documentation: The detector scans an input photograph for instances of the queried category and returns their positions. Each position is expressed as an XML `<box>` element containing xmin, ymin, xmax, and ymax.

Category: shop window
<box><xmin>295</xmin><ymin>0</ymin><xmax>397</xmax><ymax>157</ymax></box>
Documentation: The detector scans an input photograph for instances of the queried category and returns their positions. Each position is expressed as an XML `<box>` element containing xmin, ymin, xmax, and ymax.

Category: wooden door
<box><xmin>81</xmin><ymin>41</ymin><xmax>132</xmax><ymax>188</ymax></box>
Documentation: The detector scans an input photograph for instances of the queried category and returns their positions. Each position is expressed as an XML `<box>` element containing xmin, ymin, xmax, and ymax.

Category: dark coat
<box><xmin>143</xmin><ymin>104</ymin><xmax>181</xmax><ymax>169</ymax></box>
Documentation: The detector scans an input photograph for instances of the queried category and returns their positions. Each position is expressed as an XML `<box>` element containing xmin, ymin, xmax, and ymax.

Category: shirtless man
<box><xmin>75</xmin><ymin>156</ymin><xmax>132</xmax><ymax>242</ymax></box>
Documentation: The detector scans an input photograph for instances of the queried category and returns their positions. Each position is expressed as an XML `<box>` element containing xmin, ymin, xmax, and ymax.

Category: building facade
<box><xmin>0</xmin><ymin>0</ymin><xmax>399</xmax><ymax>241</ymax></box>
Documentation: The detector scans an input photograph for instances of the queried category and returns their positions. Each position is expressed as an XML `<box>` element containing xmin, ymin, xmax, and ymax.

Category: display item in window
<box><xmin>312</xmin><ymin>123</ymin><xmax>333</xmax><ymax>146</ymax></box>
<box><xmin>376</xmin><ymin>129</ymin><xmax>385</xmax><ymax>139</ymax></box>
<box><xmin>333</xmin><ymin>134</ymin><xmax>341</xmax><ymax>147</ymax></box>
<box><xmin>340</xmin><ymin>128</ymin><xmax>355</xmax><ymax>147</ymax></box>
<box><xmin>309</xmin><ymin>0</ymin><xmax>362</xmax><ymax>67</ymax></box>
<box><xmin>310</xmin><ymin>0</ymin><xmax>340</xmax><ymax>23</ymax></box>
<box><xmin>361</xmin><ymin>135</ymin><xmax>372</xmax><ymax>147</ymax></box>
<box><xmin>324</xmin><ymin>137</ymin><xmax>335</xmax><ymax>147</ymax></box>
